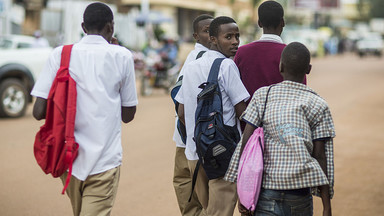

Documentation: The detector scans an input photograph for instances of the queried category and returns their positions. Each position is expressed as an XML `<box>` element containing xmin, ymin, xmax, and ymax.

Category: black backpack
<box><xmin>170</xmin><ymin>51</ymin><xmax>206</xmax><ymax>144</ymax></box>
<box><xmin>188</xmin><ymin>58</ymin><xmax>240</xmax><ymax>202</ymax></box>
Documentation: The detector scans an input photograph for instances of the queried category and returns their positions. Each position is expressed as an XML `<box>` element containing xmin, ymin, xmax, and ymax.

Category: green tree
<box><xmin>356</xmin><ymin>0</ymin><xmax>370</xmax><ymax>21</ymax></box>
<box><xmin>357</xmin><ymin>0</ymin><xmax>384</xmax><ymax>20</ymax></box>
<box><xmin>370</xmin><ymin>0</ymin><xmax>384</xmax><ymax>18</ymax></box>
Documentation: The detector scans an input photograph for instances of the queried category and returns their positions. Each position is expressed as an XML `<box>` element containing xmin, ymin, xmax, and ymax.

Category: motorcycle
<box><xmin>136</xmin><ymin>49</ymin><xmax>180</xmax><ymax>96</ymax></box>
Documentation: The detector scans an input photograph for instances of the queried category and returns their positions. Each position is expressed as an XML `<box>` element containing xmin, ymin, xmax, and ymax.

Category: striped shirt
<box><xmin>224</xmin><ymin>81</ymin><xmax>335</xmax><ymax>198</ymax></box>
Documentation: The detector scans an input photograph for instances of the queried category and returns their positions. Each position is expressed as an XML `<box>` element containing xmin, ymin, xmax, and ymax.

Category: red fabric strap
<box><xmin>60</xmin><ymin>44</ymin><xmax>77</xmax><ymax>194</ymax></box>
<box><xmin>61</xmin><ymin>45</ymin><xmax>73</xmax><ymax>68</ymax></box>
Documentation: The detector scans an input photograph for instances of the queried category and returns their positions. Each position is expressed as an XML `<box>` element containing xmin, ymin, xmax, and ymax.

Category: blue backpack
<box><xmin>193</xmin><ymin>58</ymin><xmax>240</xmax><ymax>180</ymax></box>
<box><xmin>171</xmin><ymin>51</ymin><xmax>206</xmax><ymax>144</ymax></box>
<box><xmin>188</xmin><ymin>58</ymin><xmax>240</xmax><ymax>201</ymax></box>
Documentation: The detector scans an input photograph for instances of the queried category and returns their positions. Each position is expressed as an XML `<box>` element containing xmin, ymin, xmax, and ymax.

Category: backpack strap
<box><xmin>59</xmin><ymin>44</ymin><xmax>78</xmax><ymax>194</ymax></box>
<box><xmin>61</xmin><ymin>45</ymin><xmax>73</xmax><ymax>68</ymax></box>
<box><xmin>207</xmin><ymin>58</ymin><xmax>225</xmax><ymax>83</ymax></box>
<box><xmin>188</xmin><ymin>160</ymin><xmax>200</xmax><ymax>202</ymax></box>
<box><xmin>196</xmin><ymin>50</ymin><xmax>206</xmax><ymax>59</ymax></box>
<box><xmin>259</xmin><ymin>85</ymin><xmax>273</xmax><ymax>127</ymax></box>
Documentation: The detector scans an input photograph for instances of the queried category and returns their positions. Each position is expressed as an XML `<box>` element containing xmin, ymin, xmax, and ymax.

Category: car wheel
<box><xmin>0</xmin><ymin>78</ymin><xmax>28</xmax><ymax>118</ymax></box>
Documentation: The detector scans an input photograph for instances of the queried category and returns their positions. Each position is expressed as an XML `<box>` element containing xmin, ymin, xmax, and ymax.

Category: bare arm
<box><xmin>240</xmin><ymin>123</ymin><xmax>256</xmax><ymax>155</ymax></box>
<box><xmin>122</xmin><ymin>106</ymin><xmax>136</xmax><ymax>123</ymax></box>
<box><xmin>33</xmin><ymin>97</ymin><xmax>47</xmax><ymax>120</ymax></box>
<box><xmin>177</xmin><ymin>103</ymin><xmax>185</xmax><ymax>125</ymax></box>
<box><xmin>313</xmin><ymin>139</ymin><xmax>332</xmax><ymax>216</ymax></box>
<box><xmin>234</xmin><ymin>101</ymin><xmax>247</xmax><ymax>119</ymax></box>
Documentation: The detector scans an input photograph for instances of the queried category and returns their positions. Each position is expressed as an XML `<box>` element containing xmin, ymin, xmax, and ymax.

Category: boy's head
<box><xmin>82</xmin><ymin>2</ymin><xmax>114</xmax><ymax>42</ymax></box>
<box><xmin>258</xmin><ymin>1</ymin><xmax>285</xmax><ymax>35</ymax></box>
<box><xmin>209</xmin><ymin>16</ymin><xmax>240</xmax><ymax>58</ymax></box>
<box><xmin>280</xmin><ymin>42</ymin><xmax>311</xmax><ymax>82</ymax></box>
<box><xmin>192</xmin><ymin>14</ymin><xmax>214</xmax><ymax>49</ymax></box>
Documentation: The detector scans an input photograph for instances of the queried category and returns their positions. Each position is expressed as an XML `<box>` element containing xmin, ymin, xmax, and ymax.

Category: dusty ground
<box><xmin>0</xmin><ymin>54</ymin><xmax>383</xmax><ymax>216</ymax></box>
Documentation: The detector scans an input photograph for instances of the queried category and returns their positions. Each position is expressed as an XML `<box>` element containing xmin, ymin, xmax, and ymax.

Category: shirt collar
<box><xmin>281</xmin><ymin>80</ymin><xmax>317</xmax><ymax>95</ymax></box>
<box><xmin>259</xmin><ymin>34</ymin><xmax>283</xmax><ymax>44</ymax></box>
<box><xmin>79</xmin><ymin>35</ymin><xmax>110</xmax><ymax>45</ymax></box>
<box><xmin>195</xmin><ymin>43</ymin><xmax>209</xmax><ymax>51</ymax></box>
<box><xmin>207</xmin><ymin>50</ymin><xmax>227</xmax><ymax>58</ymax></box>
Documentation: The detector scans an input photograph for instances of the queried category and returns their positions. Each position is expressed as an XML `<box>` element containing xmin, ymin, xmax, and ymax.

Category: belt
<box><xmin>265</xmin><ymin>188</ymin><xmax>310</xmax><ymax>196</ymax></box>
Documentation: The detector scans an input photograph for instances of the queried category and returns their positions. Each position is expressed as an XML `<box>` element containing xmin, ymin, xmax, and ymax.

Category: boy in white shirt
<box><xmin>172</xmin><ymin>14</ymin><xmax>213</xmax><ymax>216</ymax></box>
<box><xmin>31</xmin><ymin>3</ymin><xmax>137</xmax><ymax>215</ymax></box>
<box><xmin>175</xmin><ymin>16</ymin><xmax>249</xmax><ymax>216</ymax></box>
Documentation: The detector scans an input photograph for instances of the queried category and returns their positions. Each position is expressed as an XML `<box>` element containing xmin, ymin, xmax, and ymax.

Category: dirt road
<box><xmin>0</xmin><ymin>54</ymin><xmax>383</xmax><ymax>216</ymax></box>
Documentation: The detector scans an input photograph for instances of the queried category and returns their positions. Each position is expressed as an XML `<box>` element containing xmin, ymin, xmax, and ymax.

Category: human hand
<box><xmin>111</xmin><ymin>37</ymin><xmax>119</xmax><ymax>45</ymax></box>
<box><xmin>238</xmin><ymin>200</ymin><xmax>251</xmax><ymax>215</ymax></box>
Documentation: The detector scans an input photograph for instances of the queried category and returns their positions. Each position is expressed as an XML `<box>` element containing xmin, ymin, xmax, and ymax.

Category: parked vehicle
<box><xmin>356</xmin><ymin>32</ymin><xmax>383</xmax><ymax>57</ymax></box>
<box><xmin>0</xmin><ymin>35</ymin><xmax>52</xmax><ymax>118</ymax></box>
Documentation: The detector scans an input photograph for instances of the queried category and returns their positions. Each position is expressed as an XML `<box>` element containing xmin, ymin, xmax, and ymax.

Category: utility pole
<box><xmin>0</xmin><ymin>0</ymin><xmax>11</xmax><ymax>35</ymax></box>
<box><xmin>141</xmin><ymin>0</ymin><xmax>149</xmax><ymax>16</ymax></box>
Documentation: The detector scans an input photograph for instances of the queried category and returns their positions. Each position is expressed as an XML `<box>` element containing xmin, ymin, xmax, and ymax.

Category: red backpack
<box><xmin>34</xmin><ymin>44</ymin><xmax>79</xmax><ymax>194</ymax></box>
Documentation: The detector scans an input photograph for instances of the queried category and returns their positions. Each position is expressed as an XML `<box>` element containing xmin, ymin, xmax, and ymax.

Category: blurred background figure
<box><xmin>32</xmin><ymin>30</ymin><xmax>50</xmax><ymax>48</ymax></box>
<box><xmin>158</xmin><ymin>37</ymin><xmax>179</xmax><ymax>66</ymax></box>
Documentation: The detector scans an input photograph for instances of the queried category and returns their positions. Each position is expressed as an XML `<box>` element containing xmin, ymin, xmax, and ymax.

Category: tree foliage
<box><xmin>357</xmin><ymin>0</ymin><xmax>384</xmax><ymax>19</ymax></box>
<box><xmin>369</xmin><ymin>0</ymin><xmax>384</xmax><ymax>18</ymax></box>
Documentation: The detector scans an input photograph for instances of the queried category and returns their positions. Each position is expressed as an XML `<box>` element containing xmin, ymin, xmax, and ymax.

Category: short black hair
<box><xmin>281</xmin><ymin>42</ymin><xmax>310</xmax><ymax>76</ymax></box>
<box><xmin>209</xmin><ymin>16</ymin><xmax>236</xmax><ymax>37</ymax></box>
<box><xmin>193</xmin><ymin>14</ymin><xmax>214</xmax><ymax>33</ymax></box>
<box><xmin>83</xmin><ymin>2</ymin><xmax>113</xmax><ymax>31</ymax></box>
<box><xmin>258</xmin><ymin>1</ymin><xmax>284</xmax><ymax>29</ymax></box>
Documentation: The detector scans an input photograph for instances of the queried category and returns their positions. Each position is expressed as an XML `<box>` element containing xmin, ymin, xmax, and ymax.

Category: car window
<box><xmin>17</xmin><ymin>42</ymin><xmax>32</xmax><ymax>49</ymax></box>
<box><xmin>0</xmin><ymin>39</ymin><xmax>13</xmax><ymax>49</ymax></box>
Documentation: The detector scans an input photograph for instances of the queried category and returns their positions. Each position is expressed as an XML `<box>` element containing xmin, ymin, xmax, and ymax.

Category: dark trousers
<box><xmin>254</xmin><ymin>188</ymin><xmax>313</xmax><ymax>216</ymax></box>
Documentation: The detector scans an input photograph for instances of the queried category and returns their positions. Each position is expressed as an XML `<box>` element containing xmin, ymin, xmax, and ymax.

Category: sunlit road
<box><xmin>0</xmin><ymin>53</ymin><xmax>383</xmax><ymax>216</ymax></box>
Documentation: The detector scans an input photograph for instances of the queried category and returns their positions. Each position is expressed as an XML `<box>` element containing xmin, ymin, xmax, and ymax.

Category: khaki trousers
<box><xmin>60</xmin><ymin>166</ymin><xmax>120</xmax><ymax>216</ymax></box>
<box><xmin>173</xmin><ymin>147</ymin><xmax>206</xmax><ymax>216</ymax></box>
<box><xmin>188</xmin><ymin>160</ymin><xmax>237</xmax><ymax>216</ymax></box>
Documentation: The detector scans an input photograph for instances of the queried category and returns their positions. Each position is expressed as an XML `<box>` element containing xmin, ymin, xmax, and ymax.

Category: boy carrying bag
<box><xmin>189</xmin><ymin>58</ymin><xmax>240</xmax><ymax>200</ymax></box>
<box><xmin>33</xmin><ymin>44</ymin><xmax>78</xmax><ymax>194</ymax></box>
<box><xmin>237</xmin><ymin>86</ymin><xmax>272</xmax><ymax>213</ymax></box>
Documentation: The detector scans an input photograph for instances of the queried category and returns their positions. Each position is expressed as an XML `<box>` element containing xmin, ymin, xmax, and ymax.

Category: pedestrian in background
<box><xmin>31</xmin><ymin>2</ymin><xmax>138</xmax><ymax>215</ymax></box>
<box><xmin>32</xmin><ymin>30</ymin><xmax>50</xmax><ymax>48</ymax></box>
<box><xmin>172</xmin><ymin>14</ymin><xmax>214</xmax><ymax>216</ymax></box>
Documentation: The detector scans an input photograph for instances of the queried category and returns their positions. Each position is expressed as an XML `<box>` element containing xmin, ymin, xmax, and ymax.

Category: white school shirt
<box><xmin>173</xmin><ymin>43</ymin><xmax>209</xmax><ymax>148</ymax></box>
<box><xmin>31</xmin><ymin>35</ymin><xmax>138</xmax><ymax>181</ymax></box>
<box><xmin>259</xmin><ymin>34</ymin><xmax>284</xmax><ymax>43</ymax></box>
<box><xmin>175</xmin><ymin>50</ymin><xmax>250</xmax><ymax>160</ymax></box>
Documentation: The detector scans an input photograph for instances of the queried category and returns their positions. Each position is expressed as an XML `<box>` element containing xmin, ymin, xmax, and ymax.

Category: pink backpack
<box><xmin>237</xmin><ymin>86</ymin><xmax>272</xmax><ymax>211</ymax></box>
<box><xmin>237</xmin><ymin>127</ymin><xmax>264</xmax><ymax>211</ymax></box>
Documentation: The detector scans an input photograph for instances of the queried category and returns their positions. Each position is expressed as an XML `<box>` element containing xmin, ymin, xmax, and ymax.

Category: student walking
<box><xmin>234</xmin><ymin>0</ymin><xmax>305</xmax><ymax>100</ymax></box>
<box><xmin>231</xmin><ymin>42</ymin><xmax>335</xmax><ymax>216</ymax></box>
<box><xmin>31</xmin><ymin>2</ymin><xmax>138</xmax><ymax>215</ymax></box>
<box><xmin>175</xmin><ymin>16</ymin><xmax>250</xmax><ymax>216</ymax></box>
<box><xmin>172</xmin><ymin>14</ymin><xmax>213</xmax><ymax>216</ymax></box>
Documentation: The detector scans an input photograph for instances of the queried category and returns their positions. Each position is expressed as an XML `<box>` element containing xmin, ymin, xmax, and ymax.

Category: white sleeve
<box><xmin>30</xmin><ymin>46</ymin><xmax>62</xmax><ymax>99</ymax></box>
<box><xmin>174</xmin><ymin>83</ymin><xmax>184</xmax><ymax>104</ymax></box>
<box><xmin>177</xmin><ymin>50</ymin><xmax>197</xmax><ymax>79</ymax></box>
<box><xmin>222</xmin><ymin>60</ymin><xmax>250</xmax><ymax>105</ymax></box>
<box><xmin>121</xmin><ymin>52</ymin><xmax>138</xmax><ymax>107</ymax></box>
<box><xmin>174</xmin><ymin>64</ymin><xmax>191</xmax><ymax>104</ymax></box>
